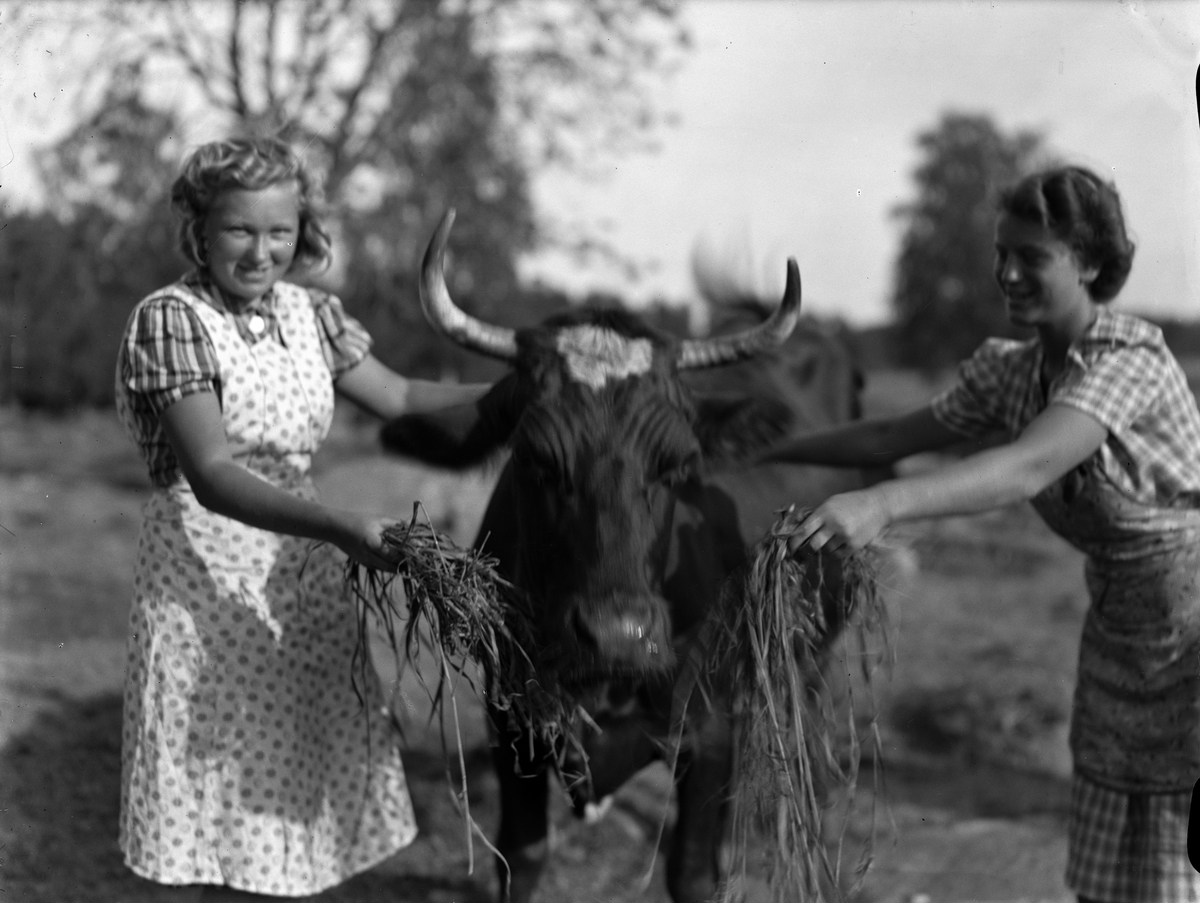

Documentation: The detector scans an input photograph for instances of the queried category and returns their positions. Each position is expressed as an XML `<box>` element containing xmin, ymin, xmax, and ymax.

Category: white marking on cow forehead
<box><xmin>554</xmin><ymin>325</ymin><xmax>654</xmax><ymax>389</ymax></box>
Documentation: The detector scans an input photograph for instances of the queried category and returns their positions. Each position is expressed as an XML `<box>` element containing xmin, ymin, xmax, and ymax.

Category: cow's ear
<box><xmin>380</xmin><ymin>373</ymin><xmax>524</xmax><ymax>470</ymax></box>
<box><xmin>692</xmin><ymin>394</ymin><xmax>793</xmax><ymax>468</ymax></box>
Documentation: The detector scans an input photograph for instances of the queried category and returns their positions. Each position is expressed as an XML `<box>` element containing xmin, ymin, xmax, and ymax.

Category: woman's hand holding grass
<box><xmin>331</xmin><ymin>511</ymin><xmax>408</xmax><ymax>571</ymax></box>
<box><xmin>786</xmin><ymin>489</ymin><xmax>891</xmax><ymax>555</ymax></box>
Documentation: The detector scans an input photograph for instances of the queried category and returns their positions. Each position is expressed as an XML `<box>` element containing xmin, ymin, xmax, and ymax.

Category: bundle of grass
<box><xmin>343</xmin><ymin>503</ymin><xmax>585</xmax><ymax>868</ymax></box>
<box><xmin>701</xmin><ymin>504</ymin><xmax>892</xmax><ymax>903</ymax></box>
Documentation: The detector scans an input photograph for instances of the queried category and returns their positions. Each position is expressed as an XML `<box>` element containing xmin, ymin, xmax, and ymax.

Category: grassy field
<box><xmin>0</xmin><ymin>369</ymin><xmax>1089</xmax><ymax>902</ymax></box>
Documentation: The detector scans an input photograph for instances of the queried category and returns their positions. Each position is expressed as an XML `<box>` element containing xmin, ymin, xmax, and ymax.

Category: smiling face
<box><xmin>203</xmin><ymin>183</ymin><xmax>301</xmax><ymax>306</ymax></box>
<box><xmin>993</xmin><ymin>213</ymin><xmax>1100</xmax><ymax>333</ymax></box>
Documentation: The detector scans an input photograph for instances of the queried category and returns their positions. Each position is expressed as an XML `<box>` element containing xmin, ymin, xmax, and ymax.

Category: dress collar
<box><xmin>184</xmin><ymin>269</ymin><xmax>278</xmax><ymax>316</ymax></box>
<box><xmin>183</xmin><ymin>270</ymin><xmax>282</xmax><ymax>344</ymax></box>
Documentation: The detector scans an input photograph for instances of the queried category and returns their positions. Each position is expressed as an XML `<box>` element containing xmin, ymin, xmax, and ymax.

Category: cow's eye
<box><xmin>652</xmin><ymin>452</ymin><xmax>698</xmax><ymax>488</ymax></box>
<box><xmin>514</xmin><ymin>446</ymin><xmax>571</xmax><ymax>489</ymax></box>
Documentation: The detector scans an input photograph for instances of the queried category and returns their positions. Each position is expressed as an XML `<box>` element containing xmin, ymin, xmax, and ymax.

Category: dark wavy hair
<box><xmin>170</xmin><ymin>136</ymin><xmax>332</xmax><ymax>274</ymax></box>
<box><xmin>998</xmin><ymin>165</ymin><xmax>1135</xmax><ymax>302</ymax></box>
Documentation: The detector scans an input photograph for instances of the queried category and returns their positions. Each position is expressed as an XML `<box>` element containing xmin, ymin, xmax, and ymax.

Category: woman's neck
<box><xmin>1038</xmin><ymin>301</ymin><xmax>1099</xmax><ymax>370</ymax></box>
<box><xmin>198</xmin><ymin>270</ymin><xmax>268</xmax><ymax>313</ymax></box>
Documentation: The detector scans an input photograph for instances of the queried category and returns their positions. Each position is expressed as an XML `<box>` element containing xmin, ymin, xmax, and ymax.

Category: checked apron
<box><xmin>117</xmin><ymin>284</ymin><xmax>415</xmax><ymax>895</ymax></box>
<box><xmin>1034</xmin><ymin>461</ymin><xmax>1200</xmax><ymax>902</ymax></box>
<box><xmin>1033</xmin><ymin>463</ymin><xmax>1200</xmax><ymax>793</ymax></box>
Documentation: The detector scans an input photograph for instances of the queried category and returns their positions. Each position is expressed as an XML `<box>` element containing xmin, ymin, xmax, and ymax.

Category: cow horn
<box><xmin>419</xmin><ymin>209</ymin><xmax>519</xmax><ymax>361</ymax></box>
<box><xmin>675</xmin><ymin>258</ymin><xmax>802</xmax><ymax>370</ymax></box>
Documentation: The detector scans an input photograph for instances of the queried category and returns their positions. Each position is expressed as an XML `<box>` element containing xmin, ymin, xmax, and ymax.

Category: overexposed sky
<box><xmin>2</xmin><ymin>1</ymin><xmax>1198</xmax><ymax>326</ymax></box>
<box><xmin>520</xmin><ymin>0</ymin><xmax>1200</xmax><ymax>325</ymax></box>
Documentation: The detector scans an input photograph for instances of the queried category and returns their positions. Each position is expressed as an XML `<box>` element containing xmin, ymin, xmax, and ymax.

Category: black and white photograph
<box><xmin>2</xmin><ymin>2</ymin><xmax>1199</xmax><ymax>901</ymax></box>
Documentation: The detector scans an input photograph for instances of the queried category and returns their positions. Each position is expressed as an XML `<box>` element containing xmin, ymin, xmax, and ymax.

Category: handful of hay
<box><xmin>345</xmin><ymin>503</ymin><xmax>577</xmax><ymax>740</ymax></box>
<box><xmin>343</xmin><ymin>504</ymin><xmax>583</xmax><ymax>865</ymax></box>
<box><xmin>701</xmin><ymin>505</ymin><xmax>892</xmax><ymax>903</ymax></box>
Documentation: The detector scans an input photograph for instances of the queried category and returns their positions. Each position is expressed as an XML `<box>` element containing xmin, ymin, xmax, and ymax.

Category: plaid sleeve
<box><xmin>310</xmin><ymin>290</ymin><xmax>373</xmax><ymax>376</ymax></box>
<box><xmin>1051</xmin><ymin>341</ymin><xmax>1169</xmax><ymax>434</ymax></box>
<box><xmin>120</xmin><ymin>295</ymin><xmax>218</xmax><ymax>414</ymax></box>
<box><xmin>930</xmin><ymin>338</ymin><xmax>1019</xmax><ymax>437</ymax></box>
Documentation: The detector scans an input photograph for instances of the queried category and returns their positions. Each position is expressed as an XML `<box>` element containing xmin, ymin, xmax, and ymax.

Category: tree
<box><xmin>1</xmin><ymin>68</ymin><xmax>186</xmax><ymax>408</ymax></box>
<box><xmin>5</xmin><ymin>0</ymin><xmax>688</xmax><ymax>401</ymax></box>
<box><xmin>890</xmin><ymin>112</ymin><xmax>1047</xmax><ymax>371</ymax></box>
<box><xmin>14</xmin><ymin>0</ymin><xmax>685</xmax><ymax>195</ymax></box>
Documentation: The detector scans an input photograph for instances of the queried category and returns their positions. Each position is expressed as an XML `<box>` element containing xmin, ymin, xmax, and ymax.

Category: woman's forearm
<box><xmin>159</xmin><ymin>391</ymin><xmax>402</xmax><ymax>568</ymax></box>
<box><xmin>159</xmin><ymin>393</ymin><xmax>343</xmax><ymax>540</ymax></box>
<box><xmin>187</xmin><ymin>459</ymin><xmax>346</xmax><ymax>542</ymax></box>
<box><xmin>874</xmin><ymin>443</ymin><xmax>1047</xmax><ymax>524</ymax></box>
<box><xmin>403</xmin><ymin>379</ymin><xmax>491</xmax><ymax>414</ymax></box>
<box><xmin>761</xmin><ymin>418</ymin><xmax>906</xmax><ymax>467</ymax></box>
<box><xmin>788</xmin><ymin>397</ymin><xmax>1108</xmax><ymax>555</ymax></box>
<box><xmin>785</xmin><ymin>446</ymin><xmax>1048</xmax><ymax>555</ymax></box>
<box><xmin>334</xmin><ymin>355</ymin><xmax>491</xmax><ymax>419</ymax></box>
<box><xmin>761</xmin><ymin>406</ymin><xmax>958</xmax><ymax>468</ymax></box>
<box><xmin>874</xmin><ymin>404</ymin><xmax>1107</xmax><ymax>526</ymax></box>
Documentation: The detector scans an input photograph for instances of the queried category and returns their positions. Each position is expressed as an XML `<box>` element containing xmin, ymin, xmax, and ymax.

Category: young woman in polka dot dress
<box><xmin>114</xmin><ymin>137</ymin><xmax>491</xmax><ymax>900</ymax></box>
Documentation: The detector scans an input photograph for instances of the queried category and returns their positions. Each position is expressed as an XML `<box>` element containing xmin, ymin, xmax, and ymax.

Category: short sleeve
<box><xmin>1052</xmin><ymin>342</ymin><xmax>1170</xmax><ymax>434</ymax></box>
<box><xmin>119</xmin><ymin>295</ymin><xmax>219</xmax><ymax>414</ymax></box>
<box><xmin>311</xmin><ymin>290</ymin><xmax>372</xmax><ymax>376</ymax></box>
<box><xmin>930</xmin><ymin>339</ymin><xmax>1022</xmax><ymax>438</ymax></box>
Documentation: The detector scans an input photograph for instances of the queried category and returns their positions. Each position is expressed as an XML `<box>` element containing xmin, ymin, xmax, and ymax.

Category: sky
<box><xmin>2</xmin><ymin>1</ymin><xmax>1198</xmax><ymax>327</ymax></box>
<box><xmin>518</xmin><ymin>0</ymin><xmax>1200</xmax><ymax>326</ymax></box>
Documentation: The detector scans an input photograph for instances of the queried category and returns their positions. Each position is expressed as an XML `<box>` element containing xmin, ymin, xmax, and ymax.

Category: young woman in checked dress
<box><xmin>114</xmin><ymin>137</ymin><xmax>490</xmax><ymax>900</ymax></box>
<box><xmin>763</xmin><ymin>165</ymin><xmax>1200</xmax><ymax>902</ymax></box>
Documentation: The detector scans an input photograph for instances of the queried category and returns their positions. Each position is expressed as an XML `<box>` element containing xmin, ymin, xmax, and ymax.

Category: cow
<box><xmin>380</xmin><ymin>210</ymin><xmax>872</xmax><ymax>903</ymax></box>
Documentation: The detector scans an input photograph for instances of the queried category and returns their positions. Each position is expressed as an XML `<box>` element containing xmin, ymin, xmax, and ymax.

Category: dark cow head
<box><xmin>382</xmin><ymin>210</ymin><xmax>803</xmax><ymax>687</ymax></box>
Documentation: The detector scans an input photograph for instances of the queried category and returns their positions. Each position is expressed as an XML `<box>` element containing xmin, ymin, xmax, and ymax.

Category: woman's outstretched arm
<box><xmin>334</xmin><ymin>354</ymin><xmax>491</xmax><ymax>420</ymax></box>
<box><xmin>759</xmin><ymin>406</ymin><xmax>963</xmax><ymax>468</ymax></box>
<box><xmin>159</xmin><ymin>392</ymin><xmax>403</xmax><ymax>569</ymax></box>
<box><xmin>790</xmin><ymin>403</ymin><xmax>1107</xmax><ymax>553</ymax></box>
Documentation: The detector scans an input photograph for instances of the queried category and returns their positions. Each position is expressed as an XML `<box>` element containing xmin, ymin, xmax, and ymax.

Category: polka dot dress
<box><xmin>117</xmin><ymin>284</ymin><xmax>416</xmax><ymax>895</ymax></box>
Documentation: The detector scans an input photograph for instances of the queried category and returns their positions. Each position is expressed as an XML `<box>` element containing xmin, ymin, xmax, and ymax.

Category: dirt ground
<box><xmin>0</xmin><ymin>398</ymin><xmax>1086</xmax><ymax>903</ymax></box>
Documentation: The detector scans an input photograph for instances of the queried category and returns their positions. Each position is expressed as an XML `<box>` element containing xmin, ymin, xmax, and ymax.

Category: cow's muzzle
<box><xmin>566</xmin><ymin>593</ymin><xmax>674</xmax><ymax>678</ymax></box>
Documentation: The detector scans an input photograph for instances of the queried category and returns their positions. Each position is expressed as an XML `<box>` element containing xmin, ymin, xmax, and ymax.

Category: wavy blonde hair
<box><xmin>170</xmin><ymin>136</ymin><xmax>332</xmax><ymax>274</ymax></box>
